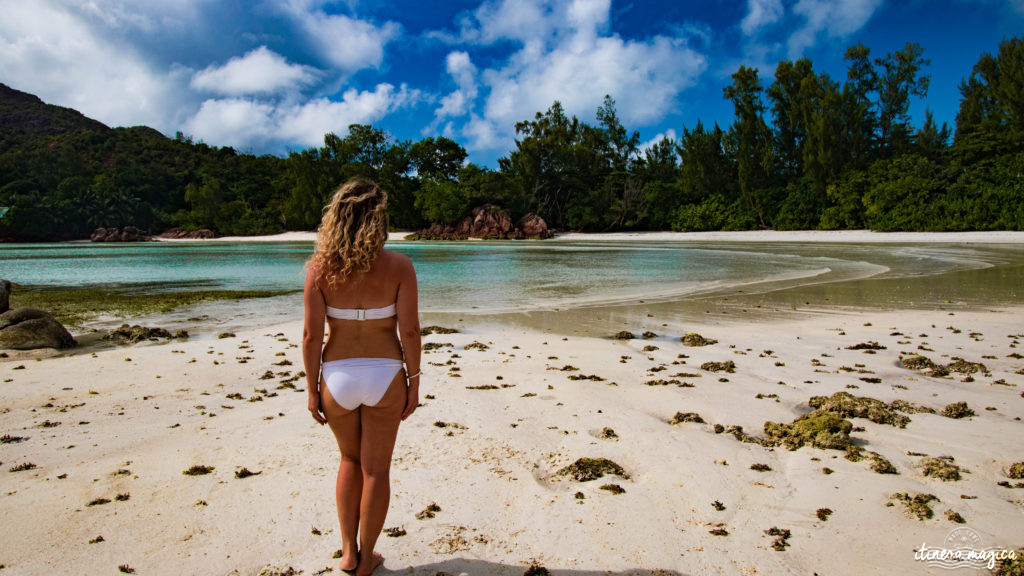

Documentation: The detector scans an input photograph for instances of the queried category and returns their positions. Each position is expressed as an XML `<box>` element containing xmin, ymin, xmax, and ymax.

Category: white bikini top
<box><xmin>325</xmin><ymin>303</ymin><xmax>397</xmax><ymax>321</ymax></box>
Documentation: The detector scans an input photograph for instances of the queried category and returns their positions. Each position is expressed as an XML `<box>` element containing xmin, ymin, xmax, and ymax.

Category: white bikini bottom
<box><xmin>321</xmin><ymin>357</ymin><xmax>403</xmax><ymax>410</ymax></box>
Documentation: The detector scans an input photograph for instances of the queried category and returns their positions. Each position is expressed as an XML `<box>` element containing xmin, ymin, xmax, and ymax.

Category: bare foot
<box><xmin>338</xmin><ymin>549</ymin><xmax>358</xmax><ymax>574</ymax></box>
<box><xmin>355</xmin><ymin>551</ymin><xmax>383</xmax><ymax>576</ymax></box>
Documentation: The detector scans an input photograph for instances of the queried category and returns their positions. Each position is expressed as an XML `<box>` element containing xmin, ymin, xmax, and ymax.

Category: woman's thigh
<box><xmin>359</xmin><ymin>370</ymin><xmax>406</xmax><ymax>472</ymax></box>
<box><xmin>322</xmin><ymin>377</ymin><xmax>361</xmax><ymax>459</ymax></box>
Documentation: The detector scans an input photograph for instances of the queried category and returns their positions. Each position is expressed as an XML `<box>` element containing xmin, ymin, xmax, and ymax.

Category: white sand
<box><xmin>2</xmin><ymin>307</ymin><xmax>1023</xmax><ymax>574</ymax></box>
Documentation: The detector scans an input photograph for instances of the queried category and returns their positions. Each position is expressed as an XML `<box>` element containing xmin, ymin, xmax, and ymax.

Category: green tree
<box><xmin>723</xmin><ymin>66</ymin><xmax>772</xmax><ymax>226</ymax></box>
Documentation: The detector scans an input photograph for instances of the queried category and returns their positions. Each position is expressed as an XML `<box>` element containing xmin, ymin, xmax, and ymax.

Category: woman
<box><xmin>303</xmin><ymin>178</ymin><xmax>421</xmax><ymax>576</ymax></box>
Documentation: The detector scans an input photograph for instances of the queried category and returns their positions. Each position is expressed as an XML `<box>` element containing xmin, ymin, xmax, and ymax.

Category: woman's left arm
<box><xmin>302</xmin><ymin>266</ymin><xmax>327</xmax><ymax>425</ymax></box>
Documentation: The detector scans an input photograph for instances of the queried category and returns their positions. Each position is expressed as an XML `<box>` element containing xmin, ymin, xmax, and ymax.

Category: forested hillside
<box><xmin>1</xmin><ymin>37</ymin><xmax>1021</xmax><ymax>241</ymax></box>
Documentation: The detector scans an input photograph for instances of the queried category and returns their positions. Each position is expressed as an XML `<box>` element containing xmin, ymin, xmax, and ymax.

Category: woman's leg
<box><xmin>321</xmin><ymin>380</ymin><xmax>362</xmax><ymax>572</ymax></box>
<box><xmin>355</xmin><ymin>369</ymin><xmax>406</xmax><ymax>575</ymax></box>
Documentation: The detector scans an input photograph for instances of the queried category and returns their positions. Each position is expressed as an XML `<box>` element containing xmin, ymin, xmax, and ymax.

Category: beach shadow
<box><xmin>377</xmin><ymin>558</ymin><xmax>690</xmax><ymax>576</ymax></box>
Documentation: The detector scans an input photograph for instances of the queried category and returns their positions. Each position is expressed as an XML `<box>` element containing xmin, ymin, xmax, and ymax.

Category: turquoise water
<box><xmin>2</xmin><ymin>240</ymin><xmax>1022</xmax><ymax>324</ymax></box>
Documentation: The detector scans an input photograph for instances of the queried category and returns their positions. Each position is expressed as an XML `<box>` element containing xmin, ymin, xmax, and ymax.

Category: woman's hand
<box><xmin>401</xmin><ymin>386</ymin><xmax>419</xmax><ymax>421</ymax></box>
<box><xmin>308</xmin><ymin>391</ymin><xmax>326</xmax><ymax>425</ymax></box>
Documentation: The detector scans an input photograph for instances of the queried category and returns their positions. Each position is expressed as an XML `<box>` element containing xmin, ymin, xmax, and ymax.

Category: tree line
<box><xmin>1</xmin><ymin>37</ymin><xmax>1021</xmax><ymax>241</ymax></box>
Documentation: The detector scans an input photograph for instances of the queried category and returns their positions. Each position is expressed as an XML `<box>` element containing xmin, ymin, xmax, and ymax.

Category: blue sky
<box><xmin>1</xmin><ymin>0</ymin><xmax>1021</xmax><ymax>167</ymax></box>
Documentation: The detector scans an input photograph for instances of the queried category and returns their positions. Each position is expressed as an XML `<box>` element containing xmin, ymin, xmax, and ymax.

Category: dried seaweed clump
<box><xmin>465</xmin><ymin>341</ymin><xmax>489</xmax><ymax>351</ymax></box>
<box><xmin>918</xmin><ymin>457</ymin><xmax>963</xmax><ymax>481</ymax></box>
<box><xmin>524</xmin><ymin>564</ymin><xmax>552</xmax><ymax>576</ymax></box>
<box><xmin>720</xmin><ymin>424</ymin><xmax>761</xmax><ymax>444</ymax></box>
<box><xmin>682</xmin><ymin>333</ymin><xmax>717</xmax><ymax>346</ymax></box>
<box><xmin>941</xmin><ymin>402</ymin><xmax>975</xmax><ymax>419</ymax></box>
<box><xmin>868</xmin><ymin>452</ymin><xmax>898</xmax><ymax>475</ymax></box>
<box><xmin>807</xmin><ymin>391</ymin><xmax>911</xmax><ymax>428</ymax></box>
<box><xmin>600</xmin><ymin>483</ymin><xmax>625</xmax><ymax>494</ymax></box>
<box><xmin>235</xmin><ymin>467</ymin><xmax>262</xmax><ymax>479</ymax></box>
<box><xmin>415</xmin><ymin>502</ymin><xmax>441</xmax><ymax>520</ymax></box>
<box><xmin>556</xmin><ymin>457</ymin><xmax>629</xmax><ymax>482</ymax></box>
<box><xmin>890</xmin><ymin>492</ymin><xmax>939</xmax><ymax>520</ymax></box>
<box><xmin>889</xmin><ymin>400</ymin><xmax>936</xmax><ymax>415</ymax></box>
<box><xmin>945</xmin><ymin>510</ymin><xmax>966</xmax><ymax>523</ymax></box>
<box><xmin>612</xmin><ymin>331</ymin><xmax>636</xmax><ymax>340</ymax></box>
<box><xmin>763</xmin><ymin>411</ymin><xmax>853</xmax><ymax>451</ymax></box>
<box><xmin>669</xmin><ymin>412</ymin><xmax>705</xmax><ymax>425</ymax></box>
<box><xmin>641</xmin><ymin>331</ymin><xmax>658</xmax><ymax>339</ymax></box>
<box><xmin>764</xmin><ymin>526</ymin><xmax>791</xmax><ymax>551</ymax></box>
<box><xmin>421</xmin><ymin>325</ymin><xmax>459</xmax><ymax>335</ymax></box>
<box><xmin>946</xmin><ymin>358</ymin><xmax>987</xmax><ymax>375</ymax></box>
<box><xmin>105</xmin><ymin>324</ymin><xmax>188</xmax><ymax>344</ymax></box>
<box><xmin>182</xmin><ymin>465</ymin><xmax>214</xmax><ymax>476</ymax></box>
<box><xmin>700</xmin><ymin>360</ymin><xmax>735</xmax><ymax>373</ymax></box>
<box><xmin>1008</xmin><ymin>462</ymin><xmax>1024</xmax><ymax>480</ymax></box>
<box><xmin>816</xmin><ymin>508</ymin><xmax>833</xmax><ymax>521</ymax></box>
<box><xmin>845</xmin><ymin>341</ymin><xmax>886</xmax><ymax>350</ymax></box>
<box><xmin>600</xmin><ymin>427</ymin><xmax>618</xmax><ymax>439</ymax></box>
<box><xmin>900</xmin><ymin>355</ymin><xmax>936</xmax><ymax>370</ymax></box>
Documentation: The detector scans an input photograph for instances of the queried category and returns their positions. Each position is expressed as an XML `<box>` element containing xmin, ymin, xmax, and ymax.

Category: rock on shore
<box><xmin>408</xmin><ymin>204</ymin><xmax>552</xmax><ymax>240</ymax></box>
<box><xmin>158</xmin><ymin>227</ymin><xmax>219</xmax><ymax>239</ymax></box>
<box><xmin>0</xmin><ymin>279</ymin><xmax>77</xmax><ymax>349</ymax></box>
<box><xmin>90</xmin><ymin>226</ymin><xmax>151</xmax><ymax>242</ymax></box>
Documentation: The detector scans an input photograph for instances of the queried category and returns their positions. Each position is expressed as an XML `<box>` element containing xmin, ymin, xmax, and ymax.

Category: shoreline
<box><xmin>2</xmin><ymin>305</ymin><xmax>1023</xmax><ymax>574</ymax></box>
<box><xmin>144</xmin><ymin>229</ymin><xmax>1024</xmax><ymax>244</ymax></box>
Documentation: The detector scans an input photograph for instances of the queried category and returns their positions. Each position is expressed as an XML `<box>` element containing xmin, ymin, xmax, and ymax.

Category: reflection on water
<box><xmin>1</xmin><ymin>240</ymin><xmax>1022</xmax><ymax>336</ymax></box>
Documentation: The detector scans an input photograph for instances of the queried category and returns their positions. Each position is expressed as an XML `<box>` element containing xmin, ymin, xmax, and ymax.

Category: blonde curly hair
<box><xmin>310</xmin><ymin>178</ymin><xmax>388</xmax><ymax>286</ymax></box>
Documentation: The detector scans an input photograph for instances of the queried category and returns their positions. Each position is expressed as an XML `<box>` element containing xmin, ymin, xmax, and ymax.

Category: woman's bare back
<box><xmin>317</xmin><ymin>250</ymin><xmax>413</xmax><ymax>362</ymax></box>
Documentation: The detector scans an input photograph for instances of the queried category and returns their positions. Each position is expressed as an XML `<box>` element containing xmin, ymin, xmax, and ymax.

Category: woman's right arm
<box><xmin>302</xmin><ymin>265</ymin><xmax>327</xmax><ymax>425</ymax></box>
<box><xmin>395</xmin><ymin>255</ymin><xmax>421</xmax><ymax>421</ymax></box>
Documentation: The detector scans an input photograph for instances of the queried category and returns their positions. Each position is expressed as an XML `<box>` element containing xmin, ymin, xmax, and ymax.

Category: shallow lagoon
<box><xmin>2</xmin><ymin>239</ymin><xmax>1022</xmax><ymax>335</ymax></box>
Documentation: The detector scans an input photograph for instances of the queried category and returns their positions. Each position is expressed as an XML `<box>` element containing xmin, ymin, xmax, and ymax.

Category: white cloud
<box><xmin>283</xmin><ymin>0</ymin><xmax>400</xmax><ymax>72</ymax></box>
<box><xmin>431</xmin><ymin>51</ymin><xmax>478</xmax><ymax>123</ymax></box>
<box><xmin>191</xmin><ymin>46</ymin><xmax>318</xmax><ymax>96</ymax></box>
<box><xmin>447</xmin><ymin>0</ymin><xmax>557</xmax><ymax>44</ymax></box>
<box><xmin>480</xmin><ymin>35</ymin><xmax>704</xmax><ymax>141</ymax></box>
<box><xmin>741</xmin><ymin>0</ymin><xmax>784</xmax><ymax>36</ymax></box>
<box><xmin>640</xmin><ymin>129</ymin><xmax>677</xmax><ymax>153</ymax></box>
<box><xmin>0</xmin><ymin>0</ymin><xmax>190</xmax><ymax>131</ymax></box>
<box><xmin>429</xmin><ymin>0</ymin><xmax>705</xmax><ymax>153</ymax></box>
<box><xmin>184</xmin><ymin>83</ymin><xmax>421</xmax><ymax>149</ymax></box>
<box><xmin>787</xmin><ymin>0</ymin><xmax>882</xmax><ymax>58</ymax></box>
<box><xmin>277</xmin><ymin>84</ymin><xmax>419</xmax><ymax>147</ymax></box>
<box><xmin>184</xmin><ymin>98</ymin><xmax>277</xmax><ymax>146</ymax></box>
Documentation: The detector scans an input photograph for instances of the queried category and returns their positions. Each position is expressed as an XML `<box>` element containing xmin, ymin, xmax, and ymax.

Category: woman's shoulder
<box><xmin>380</xmin><ymin>248</ymin><xmax>413</xmax><ymax>270</ymax></box>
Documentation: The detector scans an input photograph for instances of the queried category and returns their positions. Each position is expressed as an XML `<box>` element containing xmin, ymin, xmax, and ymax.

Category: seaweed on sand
<box><xmin>669</xmin><ymin>412</ymin><xmax>705</xmax><ymax>425</ymax></box>
<box><xmin>763</xmin><ymin>411</ymin><xmax>853</xmax><ymax>451</ymax></box>
<box><xmin>1008</xmin><ymin>462</ymin><xmax>1024</xmax><ymax>479</ymax></box>
<box><xmin>917</xmin><ymin>457</ymin><xmax>964</xmax><ymax>481</ymax></box>
<box><xmin>764</xmin><ymin>526</ymin><xmax>791</xmax><ymax>551</ymax></box>
<box><xmin>600</xmin><ymin>483</ymin><xmax>625</xmax><ymax>494</ymax></box>
<box><xmin>556</xmin><ymin>458</ymin><xmax>629</xmax><ymax>482</ymax></box>
<box><xmin>807</xmin><ymin>392</ymin><xmax>912</xmax><ymax>428</ymax></box>
<box><xmin>415</xmin><ymin>502</ymin><xmax>441</xmax><ymax>520</ymax></box>
<box><xmin>941</xmin><ymin>402</ymin><xmax>975</xmax><ymax>419</ymax></box>
<box><xmin>183</xmin><ymin>465</ymin><xmax>214</xmax><ymax>476</ymax></box>
<box><xmin>890</xmin><ymin>492</ymin><xmax>939</xmax><ymax>520</ymax></box>
<box><xmin>700</xmin><ymin>361</ymin><xmax>735</xmax><ymax>373</ymax></box>
<box><xmin>421</xmin><ymin>326</ymin><xmax>459</xmax><ymax>335</ymax></box>
<box><xmin>681</xmin><ymin>333</ymin><xmax>717</xmax><ymax>346</ymax></box>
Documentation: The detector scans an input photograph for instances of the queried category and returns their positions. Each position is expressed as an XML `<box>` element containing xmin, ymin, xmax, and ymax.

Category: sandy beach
<box><xmin>3</xmin><ymin>303</ymin><xmax>1023</xmax><ymax>575</ymax></box>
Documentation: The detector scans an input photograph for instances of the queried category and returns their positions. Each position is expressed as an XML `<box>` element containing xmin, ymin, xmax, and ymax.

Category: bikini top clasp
<box><xmin>325</xmin><ymin>303</ymin><xmax>397</xmax><ymax>321</ymax></box>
